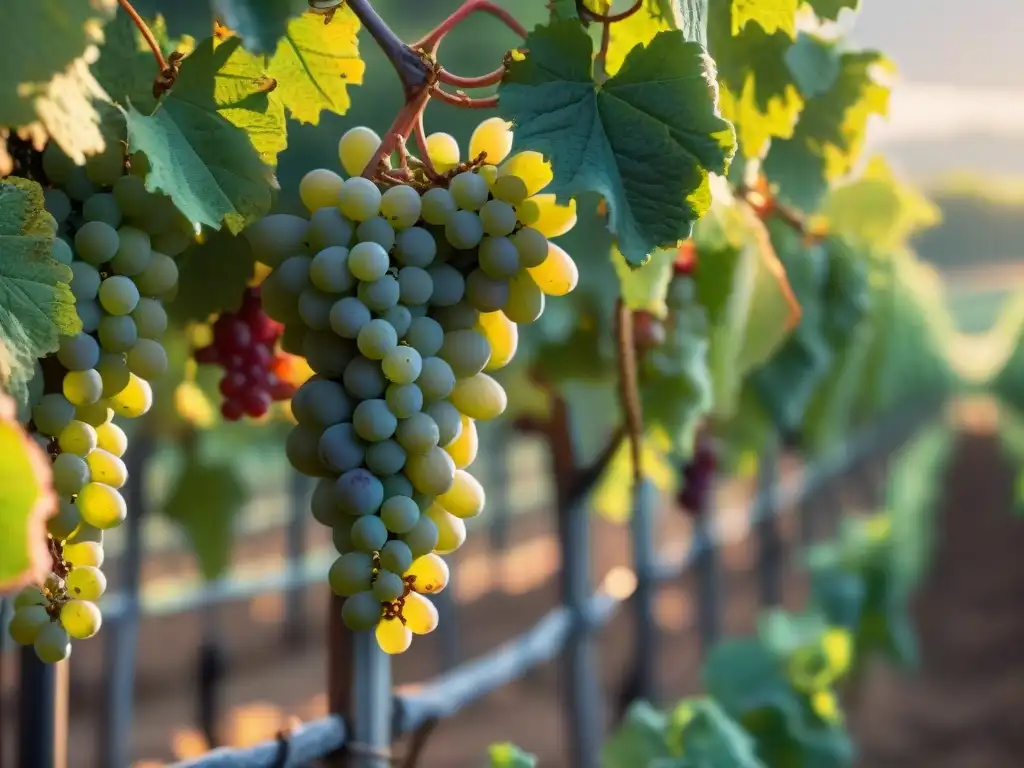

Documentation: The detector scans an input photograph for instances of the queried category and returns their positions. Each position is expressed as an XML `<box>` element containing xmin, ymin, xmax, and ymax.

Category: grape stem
<box><xmin>429</xmin><ymin>88</ymin><xmax>500</xmax><ymax>110</ymax></box>
<box><xmin>578</xmin><ymin>0</ymin><xmax>646</xmax><ymax>23</ymax></box>
<box><xmin>736</xmin><ymin>183</ymin><xmax>828</xmax><ymax>244</ymax></box>
<box><xmin>615</xmin><ymin>299</ymin><xmax>645</xmax><ymax>483</ymax></box>
<box><xmin>117</xmin><ymin>0</ymin><xmax>167</xmax><ymax>73</ymax></box>
<box><xmin>342</xmin><ymin>0</ymin><xmax>432</xmax><ymax>93</ymax></box>
<box><xmin>413</xmin><ymin>0</ymin><xmax>528</xmax><ymax>52</ymax></box>
<box><xmin>352</xmin><ymin>0</ymin><xmax>528</xmax><ymax>178</ymax></box>
<box><xmin>435</xmin><ymin>66</ymin><xmax>506</xmax><ymax>88</ymax></box>
<box><xmin>116</xmin><ymin>0</ymin><xmax>184</xmax><ymax>97</ymax></box>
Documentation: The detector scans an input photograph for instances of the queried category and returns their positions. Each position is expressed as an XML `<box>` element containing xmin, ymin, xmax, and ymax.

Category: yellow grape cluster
<box><xmin>242</xmin><ymin>118</ymin><xmax>579</xmax><ymax>653</ymax></box>
<box><xmin>7</xmin><ymin>141</ymin><xmax>180</xmax><ymax>663</ymax></box>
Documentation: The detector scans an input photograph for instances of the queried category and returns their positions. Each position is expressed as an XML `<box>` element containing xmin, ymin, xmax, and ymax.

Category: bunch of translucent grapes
<box><xmin>6</xmin><ymin>142</ymin><xmax>182</xmax><ymax>663</ymax></box>
<box><xmin>242</xmin><ymin>118</ymin><xmax>579</xmax><ymax>653</ymax></box>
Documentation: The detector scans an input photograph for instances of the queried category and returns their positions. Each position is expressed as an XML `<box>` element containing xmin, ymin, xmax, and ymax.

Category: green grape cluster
<box><xmin>6</xmin><ymin>141</ymin><xmax>183</xmax><ymax>664</ymax></box>
<box><xmin>243</xmin><ymin>118</ymin><xmax>579</xmax><ymax>653</ymax></box>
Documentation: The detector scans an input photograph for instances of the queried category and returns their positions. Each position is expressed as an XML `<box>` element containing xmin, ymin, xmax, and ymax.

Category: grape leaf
<box><xmin>763</xmin><ymin>50</ymin><xmax>892</xmax><ymax>212</ymax></box>
<box><xmin>804</xmin><ymin>0</ymin><xmax>860</xmax><ymax>20</ymax></box>
<box><xmin>731</xmin><ymin>0</ymin><xmax>800</xmax><ymax>37</ymax></box>
<box><xmin>267</xmin><ymin>8</ymin><xmax>365</xmax><ymax>125</ymax></box>
<box><xmin>163</xmin><ymin>438</ymin><xmax>249</xmax><ymax>581</ymax></box>
<box><xmin>602</xmin><ymin>701</ymin><xmax>672</xmax><ymax>766</ymax></box>
<box><xmin>821</xmin><ymin>156</ymin><xmax>940</xmax><ymax>250</ymax></box>
<box><xmin>169</xmin><ymin>229</ymin><xmax>257</xmax><ymax>323</ymax></box>
<box><xmin>215</xmin><ymin>0</ymin><xmax>306</xmax><ymax>54</ymax></box>
<box><xmin>93</xmin><ymin>9</ymin><xmax>181</xmax><ymax>116</ymax></box>
<box><xmin>131</xmin><ymin>0</ymin><xmax>214</xmax><ymax>43</ymax></box>
<box><xmin>123</xmin><ymin>36</ymin><xmax>288</xmax><ymax>234</ymax></box>
<box><xmin>708</xmin><ymin>0</ymin><xmax>803</xmax><ymax>159</ymax></box>
<box><xmin>750</xmin><ymin>218</ymin><xmax>832</xmax><ymax>432</ymax></box>
<box><xmin>499</xmin><ymin>22</ymin><xmax>736</xmax><ymax>267</ymax></box>
<box><xmin>583</xmin><ymin>0</ymin><xmax>689</xmax><ymax>76</ymax></box>
<box><xmin>784</xmin><ymin>33</ymin><xmax>840</xmax><ymax>99</ymax></box>
<box><xmin>487</xmin><ymin>742</ymin><xmax>537</xmax><ymax>768</ymax></box>
<box><xmin>0</xmin><ymin>178</ymin><xmax>80</xmax><ymax>411</ymax></box>
<box><xmin>0</xmin><ymin>389</ymin><xmax>57</xmax><ymax>594</ymax></box>
<box><xmin>0</xmin><ymin>1</ymin><xmax>115</xmax><ymax>162</ymax></box>
<box><xmin>612</xmin><ymin>244</ymin><xmax>676</xmax><ymax>315</ymax></box>
<box><xmin>692</xmin><ymin>198</ymin><xmax>799</xmax><ymax>418</ymax></box>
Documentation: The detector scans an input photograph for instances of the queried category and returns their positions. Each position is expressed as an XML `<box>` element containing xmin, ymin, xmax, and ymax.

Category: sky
<box><xmin>843</xmin><ymin>0</ymin><xmax>1024</xmax><ymax>177</ymax></box>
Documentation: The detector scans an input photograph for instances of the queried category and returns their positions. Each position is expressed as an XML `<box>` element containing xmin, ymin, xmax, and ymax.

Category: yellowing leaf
<box><xmin>268</xmin><ymin>9</ymin><xmax>365</xmax><ymax>125</ymax></box>
<box><xmin>0</xmin><ymin>389</ymin><xmax>57</xmax><ymax>593</ymax></box>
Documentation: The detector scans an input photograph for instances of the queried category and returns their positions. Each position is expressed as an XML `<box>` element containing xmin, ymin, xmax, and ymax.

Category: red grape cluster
<box><xmin>194</xmin><ymin>287</ymin><xmax>297</xmax><ymax>421</ymax></box>
<box><xmin>678</xmin><ymin>428</ymin><xmax>717</xmax><ymax>516</ymax></box>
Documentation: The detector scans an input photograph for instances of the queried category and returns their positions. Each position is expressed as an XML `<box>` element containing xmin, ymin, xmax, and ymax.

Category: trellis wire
<box><xmin>4</xmin><ymin>404</ymin><xmax>930</xmax><ymax>768</ymax></box>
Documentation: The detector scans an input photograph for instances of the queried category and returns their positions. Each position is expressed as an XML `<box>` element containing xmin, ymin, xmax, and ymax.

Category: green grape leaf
<box><xmin>764</xmin><ymin>50</ymin><xmax>892</xmax><ymax>212</ymax></box>
<box><xmin>703</xmin><ymin>636</ymin><xmax>852</xmax><ymax>767</ymax></box>
<box><xmin>613</xmin><ymin>244</ymin><xmax>676</xmax><ymax>315</ymax></box>
<box><xmin>0</xmin><ymin>178</ymin><xmax>80</xmax><ymax>411</ymax></box>
<box><xmin>670</xmin><ymin>698</ymin><xmax>764</xmax><ymax>768</ymax></box>
<box><xmin>0</xmin><ymin>1</ymin><xmax>115</xmax><ymax>163</ymax></box>
<box><xmin>594</xmin><ymin>0</ymin><xmax>687</xmax><ymax>75</ymax></box>
<box><xmin>804</xmin><ymin>0</ymin><xmax>860</xmax><ymax>20</ymax></box>
<box><xmin>641</xmin><ymin>277</ymin><xmax>713</xmax><ymax>454</ymax></box>
<box><xmin>784</xmin><ymin>33</ymin><xmax>840</xmax><ymax>98</ymax></box>
<box><xmin>499</xmin><ymin>21</ymin><xmax>736</xmax><ymax>266</ymax></box>
<box><xmin>217</xmin><ymin>0</ymin><xmax>306</xmax><ymax>54</ymax></box>
<box><xmin>0</xmin><ymin>390</ymin><xmax>58</xmax><ymax>594</ymax></box>
<box><xmin>93</xmin><ymin>9</ymin><xmax>181</xmax><ymax>116</ymax></box>
<box><xmin>603</xmin><ymin>701</ymin><xmax>672</xmax><ymax>767</ymax></box>
<box><xmin>123</xmin><ymin>36</ymin><xmax>288</xmax><ymax>235</ymax></box>
<box><xmin>487</xmin><ymin>742</ymin><xmax>537</xmax><ymax>768</ymax></box>
<box><xmin>822</xmin><ymin>156</ymin><xmax>940</xmax><ymax>250</ymax></box>
<box><xmin>169</xmin><ymin>229</ymin><xmax>257</xmax><ymax>323</ymax></box>
<box><xmin>750</xmin><ymin>218</ymin><xmax>832</xmax><ymax>433</ymax></box>
<box><xmin>731</xmin><ymin>0</ymin><xmax>800</xmax><ymax>37</ymax></box>
<box><xmin>163</xmin><ymin>438</ymin><xmax>249</xmax><ymax>581</ymax></box>
<box><xmin>708</xmin><ymin>0</ymin><xmax>802</xmax><ymax>159</ymax></box>
<box><xmin>131</xmin><ymin>0</ymin><xmax>214</xmax><ymax>43</ymax></box>
<box><xmin>267</xmin><ymin>7</ymin><xmax>365</xmax><ymax>125</ymax></box>
<box><xmin>549</xmin><ymin>0</ymin><xmax>580</xmax><ymax>21</ymax></box>
<box><xmin>692</xmin><ymin>195</ymin><xmax>800</xmax><ymax>417</ymax></box>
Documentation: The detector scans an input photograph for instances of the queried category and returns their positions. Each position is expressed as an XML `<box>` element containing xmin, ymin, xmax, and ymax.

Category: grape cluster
<box><xmin>194</xmin><ymin>287</ymin><xmax>298</xmax><ymax>420</ymax></box>
<box><xmin>6</xmin><ymin>141</ymin><xmax>181</xmax><ymax>663</ymax></box>
<box><xmin>243</xmin><ymin>118</ymin><xmax>579</xmax><ymax>653</ymax></box>
<box><xmin>677</xmin><ymin>428</ymin><xmax>717</xmax><ymax>514</ymax></box>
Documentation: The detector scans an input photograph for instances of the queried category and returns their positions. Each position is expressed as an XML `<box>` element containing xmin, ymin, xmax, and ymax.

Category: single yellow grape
<box><xmin>77</xmin><ymin>482</ymin><xmax>127</xmax><ymax>529</ymax></box>
<box><xmin>339</xmin><ymin>126</ymin><xmax>382</xmax><ymax>177</ymax></box>
<box><xmin>477</xmin><ymin>164</ymin><xmax>499</xmax><ymax>187</ymax></box>
<box><xmin>515</xmin><ymin>194</ymin><xmax>577</xmax><ymax>238</ymax></box>
<box><xmin>376</xmin><ymin>617</ymin><xmax>413</xmax><ymax>654</ymax></box>
<box><xmin>108</xmin><ymin>374</ymin><xmax>152</xmax><ymax>418</ymax></box>
<box><xmin>477</xmin><ymin>311</ymin><xmax>518</xmax><ymax>371</ymax></box>
<box><xmin>85</xmin><ymin>449</ymin><xmax>128</xmax><ymax>488</ymax></box>
<box><xmin>401</xmin><ymin>591</ymin><xmax>439</xmax><ymax>635</ymax></box>
<box><xmin>95</xmin><ymin>421</ymin><xmax>128</xmax><ymax>457</ymax></box>
<box><xmin>60</xmin><ymin>599</ymin><xmax>102</xmax><ymax>640</ymax></box>
<box><xmin>436</xmin><ymin>470</ymin><xmax>485</xmax><ymax>519</ymax></box>
<box><xmin>450</xmin><ymin>373</ymin><xmax>507</xmax><ymax>421</ymax></box>
<box><xmin>425</xmin><ymin>504</ymin><xmax>466</xmax><ymax>555</ymax></box>
<box><xmin>63</xmin><ymin>541</ymin><xmax>104</xmax><ymax>568</ymax></box>
<box><xmin>444</xmin><ymin>413</ymin><xmax>478</xmax><ymax>469</ymax></box>
<box><xmin>498</xmin><ymin>152</ymin><xmax>552</xmax><ymax>197</ymax></box>
<box><xmin>425</xmin><ymin>132</ymin><xmax>460</xmax><ymax>173</ymax></box>
<box><xmin>469</xmin><ymin>118</ymin><xmax>514</xmax><ymax>165</ymax></box>
<box><xmin>527</xmin><ymin>241</ymin><xmax>579</xmax><ymax>296</ymax></box>
<box><xmin>299</xmin><ymin>168</ymin><xmax>344</xmax><ymax>213</ymax></box>
<box><xmin>404</xmin><ymin>553</ymin><xmax>450</xmax><ymax>595</ymax></box>
<box><xmin>505</xmin><ymin>270</ymin><xmax>545</xmax><ymax>325</ymax></box>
